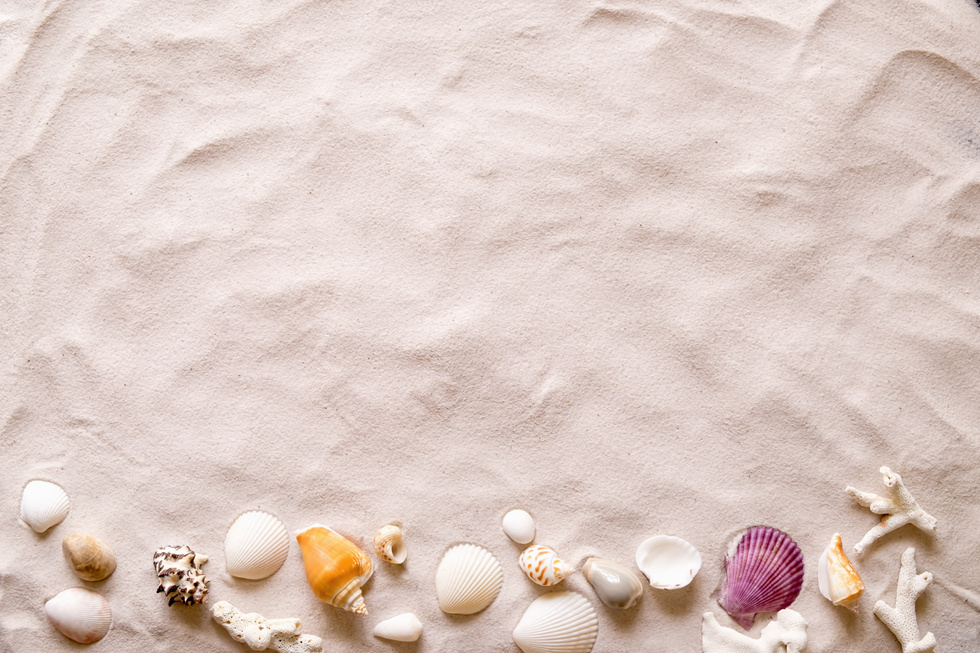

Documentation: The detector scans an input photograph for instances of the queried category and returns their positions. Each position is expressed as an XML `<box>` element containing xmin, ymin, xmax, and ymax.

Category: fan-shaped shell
<box><xmin>512</xmin><ymin>591</ymin><xmax>599</xmax><ymax>653</ymax></box>
<box><xmin>818</xmin><ymin>533</ymin><xmax>863</xmax><ymax>610</ymax></box>
<box><xmin>502</xmin><ymin>509</ymin><xmax>536</xmax><ymax>544</ymax></box>
<box><xmin>718</xmin><ymin>526</ymin><xmax>804</xmax><ymax>629</ymax></box>
<box><xmin>45</xmin><ymin>587</ymin><xmax>112</xmax><ymax>644</ymax></box>
<box><xmin>62</xmin><ymin>533</ymin><xmax>116</xmax><ymax>582</ymax></box>
<box><xmin>296</xmin><ymin>524</ymin><xmax>373</xmax><ymax>614</ymax></box>
<box><xmin>225</xmin><ymin>511</ymin><xmax>289</xmax><ymax>580</ymax></box>
<box><xmin>20</xmin><ymin>480</ymin><xmax>70</xmax><ymax>533</ymax></box>
<box><xmin>582</xmin><ymin>558</ymin><xmax>643</xmax><ymax>610</ymax></box>
<box><xmin>373</xmin><ymin>524</ymin><xmax>407</xmax><ymax>564</ymax></box>
<box><xmin>520</xmin><ymin>545</ymin><xmax>575</xmax><ymax>586</ymax></box>
<box><xmin>435</xmin><ymin>543</ymin><xmax>504</xmax><ymax>615</ymax></box>
<box><xmin>635</xmin><ymin>535</ymin><xmax>701</xmax><ymax>589</ymax></box>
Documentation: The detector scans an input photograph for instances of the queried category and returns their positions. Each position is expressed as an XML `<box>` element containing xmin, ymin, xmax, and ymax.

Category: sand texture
<box><xmin>2</xmin><ymin>0</ymin><xmax>980</xmax><ymax>651</ymax></box>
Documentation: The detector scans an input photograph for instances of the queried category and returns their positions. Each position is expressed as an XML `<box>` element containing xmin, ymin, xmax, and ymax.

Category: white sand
<box><xmin>2</xmin><ymin>0</ymin><xmax>980</xmax><ymax>651</ymax></box>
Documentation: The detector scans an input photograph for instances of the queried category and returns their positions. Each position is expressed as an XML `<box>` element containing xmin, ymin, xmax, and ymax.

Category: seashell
<box><xmin>635</xmin><ymin>535</ymin><xmax>702</xmax><ymax>589</ymax></box>
<box><xmin>373</xmin><ymin>613</ymin><xmax>423</xmax><ymax>642</ymax></box>
<box><xmin>20</xmin><ymin>480</ymin><xmax>70</xmax><ymax>533</ymax></box>
<box><xmin>153</xmin><ymin>544</ymin><xmax>210</xmax><ymax>606</ymax></box>
<box><xmin>519</xmin><ymin>545</ymin><xmax>575</xmax><ymax>586</ymax></box>
<box><xmin>818</xmin><ymin>533</ymin><xmax>864</xmax><ymax>610</ymax></box>
<box><xmin>373</xmin><ymin>524</ymin><xmax>407</xmax><ymax>564</ymax></box>
<box><xmin>44</xmin><ymin>587</ymin><xmax>112</xmax><ymax>644</ymax></box>
<box><xmin>296</xmin><ymin>524</ymin><xmax>373</xmax><ymax>615</ymax></box>
<box><xmin>582</xmin><ymin>557</ymin><xmax>643</xmax><ymax>610</ymax></box>
<box><xmin>62</xmin><ymin>533</ymin><xmax>116</xmax><ymax>582</ymax></box>
<box><xmin>435</xmin><ymin>543</ymin><xmax>504</xmax><ymax>614</ymax></box>
<box><xmin>718</xmin><ymin>526</ymin><xmax>804</xmax><ymax>630</ymax></box>
<box><xmin>512</xmin><ymin>591</ymin><xmax>599</xmax><ymax>653</ymax></box>
<box><xmin>502</xmin><ymin>509</ymin><xmax>536</xmax><ymax>544</ymax></box>
<box><xmin>224</xmin><ymin>510</ymin><xmax>289</xmax><ymax>580</ymax></box>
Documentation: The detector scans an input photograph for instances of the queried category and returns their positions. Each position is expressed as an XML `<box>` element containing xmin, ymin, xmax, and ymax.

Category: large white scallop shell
<box><xmin>44</xmin><ymin>587</ymin><xmax>112</xmax><ymax>644</ymax></box>
<box><xmin>635</xmin><ymin>535</ymin><xmax>701</xmax><ymax>589</ymax></box>
<box><xmin>512</xmin><ymin>591</ymin><xmax>599</xmax><ymax>653</ymax></box>
<box><xmin>21</xmin><ymin>480</ymin><xmax>70</xmax><ymax>533</ymax></box>
<box><xmin>435</xmin><ymin>543</ymin><xmax>504</xmax><ymax>615</ymax></box>
<box><xmin>224</xmin><ymin>511</ymin><xmax>289</xmax><ymax>580</ymax></box>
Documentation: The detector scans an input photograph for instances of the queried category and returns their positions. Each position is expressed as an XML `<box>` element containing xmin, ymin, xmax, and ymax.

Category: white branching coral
<box><xmin>845</xmin><ymin>467</ymin><xmax>937</xmax><ymax>555</ymax></box>
<box><xmin>874</xmin><ymin>548</ymin><xmax>936</xmax><ymax>653</ymax></box>
<box><xmin>212</xmin><ymin>601</ymin><xmax>324</xmax><ymax>653</ymax></box>
<box><xmin>702</xmin><ymin>609</ymin><xmax>808</xmax><ymax>653</ymax></box>
<box><xmin>153</xmin><ymin>544</ymin><xmax>209</xmax><ymax>606</ymax></box>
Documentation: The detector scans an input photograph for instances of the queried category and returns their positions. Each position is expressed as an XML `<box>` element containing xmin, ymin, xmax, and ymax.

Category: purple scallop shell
<box><xmin>718</xmin><ymin>526</ymin><xmax>804</xmax><ymax>629</ymax></box>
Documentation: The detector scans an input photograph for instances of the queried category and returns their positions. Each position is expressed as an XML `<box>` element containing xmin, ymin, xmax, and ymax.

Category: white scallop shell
<box><xmin>635</xmin><ymin>535</ymin><xmax>701</xmax><ymax>589</ymax></box>
<box><xmin>20</xmin><ymin>480</ymin><xmax>70</xmax><ymax>533</ymax></box>
<box><xmin>373</xmin><ymin>612</ymin><xmax>423</xmax><ymax>642</ymax></box>
<box><xmin>519</xmin><ymin>545</ymin><xmax>575</xmax><ymax>586</ymax></box>
<box><xmin>512</xmin><ymin>591</ymin><xmax>598</xmax><ymax>653</ymax></box>
<box><xmin>502</xmin><ymin>509</ymin><xmax>536</xmax><ymax>544</ymax></box>
<box><xmin>435</xmin><ymin>543</ymin><xmax>504</xmax><ymax>615</ymax></box>
<box><xmin>224</xmin><ymin>511</ymin><xmax>289</xmax><ymax>580</ymax></box>
<box><xmin>45</xmin><ymin>587</ymin><xmax>112</xmax><ymax>644</ymax></box>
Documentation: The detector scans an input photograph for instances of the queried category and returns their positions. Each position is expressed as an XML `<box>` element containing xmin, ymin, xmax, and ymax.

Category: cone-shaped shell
<box><xmin>20</xmin><ymin>480</ymin><xmax>70</xmax><ymax>533</ymax></box>
<box><xmin>45</xmin><ymin>587</ymin><xmax>112</xmax><ymax>644</ymax></box>
<box><xmin>512</xmin><ymin>591</ymin><xmax>599</xmax><ymax>653</ymax></box>
<box><xmin>225</xmin><ymin>511</ymin><xmax>289</xmax><ymax>580</ymax></box>
<box><xmin>582</xmin><ymin>558</ymin><xmax>643</xmax><ymax>610</ymax></box>
<box><xmin>296</xmin><ymin>524</ymin><xmax>373</xmax><ymax>615</ymax></box>
<box><xmin>520</xmin><ymin>545</ymin><xmax>575</xmax><ymax>586</ymax></box>
<box><xmin>373</xmin><ymin>525</ymin><xmax>407</xmax><ymax>564</ymax></box>
<box><xmin>435</xmin><ymin>543</ymin><xmax>504</xmax><ymax>615</ymax></box>
<box><xmin>818</xmin><ymin>533</ymin><xmax>864</xmax><ymax>610</ymax></box>
<box><xmin>718</xmin><ymin>526</ymin><xmax>804</xmax><ymax>629</ymax></box>
<box><xmin>635</xmin><ymin>535</ymin><xmax>702</xmax><ymax>590</ymax></box>
<box><xmin>62</xmin><ymin>533</ymin><xmax>116</xmax><ymax>582</ymax></box>
<box><xmin>373</xmin><ymin>612</ymin><xmax>423</xmax><ymax>642</ymax></box>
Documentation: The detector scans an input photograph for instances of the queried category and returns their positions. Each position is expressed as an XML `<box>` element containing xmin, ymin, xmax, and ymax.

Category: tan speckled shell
<box><xmin>62</xmin><ymin>533</ymin><xmax>116</xmax><ymax>582</ymax></box>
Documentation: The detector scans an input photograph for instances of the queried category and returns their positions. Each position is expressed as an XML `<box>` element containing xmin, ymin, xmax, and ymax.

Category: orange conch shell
<box><xmin>296</xmin><ymin>524</ymin><xmax>373</xmax><ymax>615</ymax></box>
<box><xmin>818</xmin><ymin>533</ymin><xmax>864</xmax><ymax>610</ymax></box>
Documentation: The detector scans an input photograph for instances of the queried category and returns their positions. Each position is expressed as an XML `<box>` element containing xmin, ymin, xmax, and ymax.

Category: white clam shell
<box><xmin>20</xmin><ymin>480</ymin><xmax>70</xmax><ymax>533</ymax></box>
<box><xmin>512</xmin><ymin>591</ymin><xmax>599</xmax><ymax>653</ymax></box>
<box><xmin>373</xmin><ymin>613</ymin><xmax>423</xmax><ymax>642</ymax></box>
<box><xmin>635</xmin><ymin>535</ymin><xmax>702</xmax><ymax>590</ymax></box>
<box><xmin>224</xmin><ymin>511</ymin><xmax>289</xmax><ymax>580</ymax></box>
<box><xmin>519</xmin><ymin>545</ymin><xmax>575</xmax><ymax>586</ymax></box>
<box><xmin>435</xmin><ymin>543</ymin><xmax>504</xmax><ymax>615</ymax></box>
<box><xmin>44</xmin><ymin>587</ymin><xmax>112</xmax><ymax>644</ymax></box>
<box><xmin>502</xmin><ymin>509</ymin><xmax>536</xmax><ymax>544</ymax></box>
<box><xmin>582</xmin><ymin>558</ymin><xmax>643</xmax><ymax>610</ymax></box>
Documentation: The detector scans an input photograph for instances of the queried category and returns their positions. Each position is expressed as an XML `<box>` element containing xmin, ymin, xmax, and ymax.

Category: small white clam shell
<box><xmin>512</xmin><ymin>591</ymin><xmax>598</xmax><ymax>653</ymax></box>
<box><xmin>224</xmin><ymin>511</ymin><xmax>289</xmax><ymax>580</ymax></box>
<box><xmin>373</xmin><ymin>612</ymin><xmax>423</xmax><ymax>642</ymax></box>
<box><xmin>435</xmin><ymin>543</ymin><xmax>504</xmax><ymax>615</ymax></box>
<box><xmin>45</xmin><ymin>587</ymin><xmax>112</xmax><ymax>644</ymax></box>
<box><xmin>373</xmin><ymin>524</ymin><xmax>407</xmax><ymax>564</ymax></box>
<box><xmin>20</xmin><ymin>480</ymin><xmax>70</xmax><ymax>533</ymax></box>
<box><xmin>582</xmin><ymin>558</ymin><xmax>643</xmax><ymax>610</ymax></box>
<box><xmin>635</xmin><ymin>535</ymin><xmax>701</xmax><ymax>590</ymax></box>
<box><xmin>519</xmin><ymin>545</ymin><xmax>575</xmax><ymax>586</ymax></box>
<box><xmin>502</xmin><ymin>509</ymin><xmax>536</xmax><ymax>544</ymax></box>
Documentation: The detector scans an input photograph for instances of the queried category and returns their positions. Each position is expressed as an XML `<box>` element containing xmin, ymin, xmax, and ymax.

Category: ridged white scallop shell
<box><xmin>373</xmin><ymin>613</ymin><xmax>423</xmax><ymax>642</ymax></box>
<box><xmin>45</xmin><ymin>588</ymin><xmax>112</xmax><ymax>644</ymax></box>
<box><xmin>21</xmin><ymin>480</ymin><xmax>70</xmax><ymax>533</ymax></box>
<box><xmin>512</xmin><ymin>591</ymin><xmax>599</xmax><ymax>653</ymax></box>
<box><xmin>435</xmin><ymin>543</ymin><xmax>504</xmax><ymax>615</ymax></box>
<box><xmin>502</xmin><ymin>509</ymin><xmax>536</xmax><ymax>544</ymax></box>
<box><xmin>635</xmin><ymin>535</ymin><xmax>702</xmax><ymax>589</ymax></box>
<box><xmin>224</xmin><ymin>511</ymin><xmax>289</xmax><ymax>580</ymax></box>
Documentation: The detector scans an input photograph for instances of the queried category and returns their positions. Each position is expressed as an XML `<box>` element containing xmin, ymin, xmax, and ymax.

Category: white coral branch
<box><xmin>873</xmin><ymin>548</ymin><xmax>936</xmax><ymax>653</ymax></box>
<box><xmin>702</xmin><ymin>609</ymin><xmax>808</xmax><ymax>653</ymax></box>
<box><xmin>845</xmin><ymin>466</ymin><xmax>937</xmax><ymax>555</ymax></box>
<box><xmin>212</xmin><ymin>601</ymin><xmax>323</xmax><ymax>653</ymax></box>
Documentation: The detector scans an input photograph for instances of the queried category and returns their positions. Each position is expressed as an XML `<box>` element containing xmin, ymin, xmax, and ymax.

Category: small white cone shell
<box><xmin>435</xmin><ymin>543</ymin><xmax>504</xmax><ymax>615</ymax></box>
<box><xmin>373</xmin><ymin>613</ymin><xmax>423</xmax><ymax>642</ymax></box>
<box><xmin>635</xmin><ymin>535</ymin><xmax>702</xmax><ymax>589</ymax></box>
<box><xmin>512</xmin><ymin>591</ymin><xmax>598</xmax><ymax>653</ymax></box>
<box><xmin>502</xmin><ymin>509</ymin><xmax>536</xmax><ymax>544</ymax></box>
<box><xmin>225</xmin><ymin>511</ymin><xmax>289</xmax><ymax>580</ymax></box>
<box><xmin>45</xmin><ymin>588</ymin><xmax>112</xmax><ymax>644</ymax></box>
<box><xmin>20</xmin><ymin>480</ymin><xmax>70</xmax><ymax>533</ymax></box>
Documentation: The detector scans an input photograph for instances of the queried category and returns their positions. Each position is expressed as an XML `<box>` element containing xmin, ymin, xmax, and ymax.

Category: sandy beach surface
<box><xmin>2</xmin><ymin>1</ymin><xmax>980</xmax><ymax>651</ymax></box>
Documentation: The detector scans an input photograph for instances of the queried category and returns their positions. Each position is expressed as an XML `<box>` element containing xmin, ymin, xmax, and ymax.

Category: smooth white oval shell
<box><xmin>224</xmin><ymin>511</ymin><xmax>289</xmax><ymax>580</ymax></box>
<box><xmin>512</xmin><ymin>591</ymin><xmax>598</xmax><ymax>653</ymax></box>
<box><xmin>373</xmin><ymin>524</ymin><xmax>407</xmax><ymax>564</ymax></box>
<box><xmin>373</xmin><ymin>613</ymin><xmax>423</xmax><ymax>642</ymax></box>
<box><xmin>44</xmin><ymin>587</ymin><xmax>112</xmax><ymax>644</ymax></box>
<box><xmin>21</xmin><ymin>480</ymin><xmax>70</xmax><ymax>533</ymax></box>
<box><xmin>582</xmin><ymin>557</ymin><xmax>643</xmax><ymax>610</ymax></box>
<box><xmin>435</xmin><ymin>543</ymin><xmax>504</xmax><ymax>615</ymax></box>
<box><xmin>635</xmin><ymin>535</ymin><xmax>701</xmax><ymax>589</ymax></box>
<box><xmin>502</xmin><ymin>509</ymin><xmax>536</xmax><ymax>544</ymax></box>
